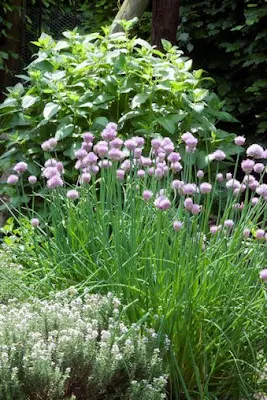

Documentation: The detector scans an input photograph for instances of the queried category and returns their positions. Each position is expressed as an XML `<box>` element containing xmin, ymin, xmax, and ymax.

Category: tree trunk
<box><xmin>111</xmin><ymin>0</ymin><xmax>150</xmax><ymax>33</ymax></box>
<box><xmin>152</xmin><ymin>0</ymin><xmax>180</xmax><ymax>49</ymax></box>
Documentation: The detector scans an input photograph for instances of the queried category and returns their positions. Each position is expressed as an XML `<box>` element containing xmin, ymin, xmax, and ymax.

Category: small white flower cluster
<box><xmin>0</xmin><ymin>291</ymin><xmax>167</xmax><ymax>399</ymax></box>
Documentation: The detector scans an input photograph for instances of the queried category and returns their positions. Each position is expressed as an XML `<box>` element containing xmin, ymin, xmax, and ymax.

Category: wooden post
<box><xmin>152</xmin><ymin>0</ymin><xmax>180</xmax><ymax>49</ymax></box>
<box><xmin>111</xmin><ymin>0</ymin><xmax>150</xmax><ymax>33</ymax></box>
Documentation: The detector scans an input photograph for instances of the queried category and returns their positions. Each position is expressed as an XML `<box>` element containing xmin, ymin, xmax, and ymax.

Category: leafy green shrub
<box><xmin>5</xmin><ymin>125</ymin><xmax>267</xmax><ymax>399</ymax></box>
<box><xmin>177</xmin><ymin>0</ymin><xmax>267</xmax><ymax>139</ymax></box>
<box><xmin>0</xmin><ymin>290</ymin><xmax>167</xmax><ymax>400</ymax></box>
<box><xmin>0</xmin><ymin>26</ymin><xmax>240</xmax><ymax>207</ymax></box>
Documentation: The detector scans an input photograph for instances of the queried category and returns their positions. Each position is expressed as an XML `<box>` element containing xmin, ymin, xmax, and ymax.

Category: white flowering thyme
<box><xmin>0</xmin><ymin>290</ymin><xmax>167</xmax><ymax>399</ymax></box>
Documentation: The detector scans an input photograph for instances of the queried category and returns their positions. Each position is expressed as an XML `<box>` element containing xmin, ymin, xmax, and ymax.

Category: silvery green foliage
<box><xmin>0</xmin><ymin>290</ymin><xmax>167</xmax><ymax>400</ymax></box>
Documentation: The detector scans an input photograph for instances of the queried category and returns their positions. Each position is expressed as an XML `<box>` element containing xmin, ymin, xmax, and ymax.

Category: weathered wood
<box><xmin>111</xmin><ymin>0</ymin><xmax>150</xmax><ymax>33</ymax></box>
<box><xmin>151</xmin><ymin>0</ymin><xmax>180</xmax><ymax>49</ymax></box>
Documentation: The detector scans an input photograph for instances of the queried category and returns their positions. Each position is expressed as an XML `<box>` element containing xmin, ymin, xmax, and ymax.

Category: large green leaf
<box><xmin>22</xmin><ymin>95</ymin><xmax>39</xmax><ymax>109</ymax></box>
<box><xmin>43</xmin><ymin>102</ymin><xmax>61</xmax><ymax>120</ymax></box>
<box><xmin>131</xmin><ymin>93</ymin><xmax>150</xmax><ymax>109</ymax></box>
<box><xmin>55</xmin><ymin>124</ymin><xmax>74</xmax><ymax>141</ymax></box>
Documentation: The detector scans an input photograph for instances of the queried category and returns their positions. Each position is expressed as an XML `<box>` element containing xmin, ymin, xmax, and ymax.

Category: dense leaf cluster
<box><xmin>177</xmin><ymin>0</ymin><xmax>267</xmax><ymax>140</ymax></box>
<box><xmin>0</xmin><ymin>28</ymin><xmax>240</xmax><ymax>207</ymax></box>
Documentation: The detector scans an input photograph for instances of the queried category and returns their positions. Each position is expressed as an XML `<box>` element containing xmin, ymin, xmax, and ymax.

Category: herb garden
<box><xmin>0</xmin><ymin>1</ymin><xmax>266</xmax><ymax>400</ymax></box>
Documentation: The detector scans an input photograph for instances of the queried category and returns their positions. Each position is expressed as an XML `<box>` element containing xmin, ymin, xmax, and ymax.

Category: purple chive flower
<box><xmin>226</xmin><ymin>179</ymin><xmax>241</xmax><ymax>190</ymax></box>
<box><xmin>81</xmin><ymin>141</ymin><xmax>93</xmax><ymax>152</ymax></box>
<box><xmin>110</xmin><ymin>138</ymin><xmax>123</xmax><ymax>149</ymax></box>
<box><xmin>13</xmin><ymin>162</ymin><xmax>28</xmax><ymax>174</ymax></box>
<box><xmin>83</xmin><ymin>132</ymin><xmax>94</xmax><ymax>142</ymax></box>
<box><xmin>47</xmin><ymin>175</ymin><xmax>63</xmax><ymax>189</ymax></box>
<box><xmin>137</xmin><ymin>169</ymin><xmax>145</xmax><ymax>178</ymax></box>
<box><xmin>197</xmin><ymin>170</ymin><xmax>204</xmax><ymax>179</ymax></box>
<box><xmin>125</xmin><ymin>139</ymin><xmax>137</xmax><ymax>151</ymax></box>
<box><xmin>148</xmin><ymin>167</ymin><xmax>155</xmax><ymax>176</ymax></box>
<box><xmin>253</xmin><ymin>163</ymin><xmax>265</xmax><ymax>173</ymax></box>
<box><xmin>191</xmin><ymin>204</ymin><xmax>201</xmax><ymax>215</ymax></box>
<box><xmin>184</xmin><ymin>197</ymin><xmax>193</xmax><ymax>211</ymax></box>
<box><xmin>157</xmin><ymin>151</ymin><xmax>166</xmax><ymax>161</ymax></box>
<box><xmin>75</xmin><ymin>160</ymin><xmax>82</xmax><ymax>170</ymax></box>
<box><xmin>143</xmin><ymin>190</ymin><xmax>153</xmax><ymax>202</ymax></box>
<box><xmin>94</xmin><ymin>142</ymin><xmax>108</xmax><ymax>158</ymax></box>
<box><xmin>181</xmin><ymin>132</ymin><xmax>198</xmax><ymax>153</ymax></box>
<box><xmin>171</xmin><ymin>162</ymin><xmax>183</xmax><ymax>173</ymax></box>
<box><xmin>67</xmin><ymin>189</ymin><xmax>79</xmax><ymax>200</ymax></box>
<box><xmin>41</xmin><ymin>138</ymin><xmax>57</xmax><ymax>151</ymax></box>
<box><xmin>134</xmin><ymin>148</ymin><xmax>142</xmax><ymax>159</ymax></box>
<box><xmin>263</xmin><ymin>149</ymin><xmax>267</xmax><ymax>159</ymax></box>
<box><xmin>199</xmin><ymin>182</ymin><xmax>212</xmax><ymax>194</ymax></box>
<box><xmin>243</xmin><ymin>228</ymin><xmax>250</xmax><ymax>238</ymax></box>
<box><xmin>7</xmin><ymin>174</ymin><xmax>19</xmax><ymax>185</ymax></box>
<box><xmin>75</xmin><ymin>149</ymin><xmax>88</xmax><ymax>159</ymax></box>
<box><xmin>163</xmin><ymin>143</ymin><xmax>175</xmax><ymax>154</ymax></box>
<box><xmin>256</xmin><ymin>184</ymin><xmax>267</xmax><ymax>197</ymax></box>
<box><xmin>108</xmin><ymin>148</ymin><xmax>124</xmax><ymax>161</ymax></box>
<box><xmin>85</xmin><ymin>152</ymin><xmax>98</xmax><ymax>165</ymax></box>
<box><xmin>120</xmin><ymin>159</ymin><xmax>131</xmax><ymax>172</ymax></box>
<box><xmin>173</xmin><ymin>220</ymin><xmax>183</xmax><ymax>231</ymax></box>
<box><xmin>167</xmin><ymin>152</ymin><xmax>181</xmax><ymax>163</ymax></box>
<box><xmin>255</xmin><ymin>229</ymin><xmax>265</xmax><ymax>239</ymax></box>
<box><xmin>91</xmin><ymin>165</ymin><xmax>99</xmax><ymax>174</ymax></box>
<box><xmin>31</xmin><ymin>218</ymin><xmax>40</xmax><ymax>227</ymax></box>
<box><xmin>42</xmin><ymin>167</ymin><xmax>59</xmax><ymax>179</ymax></box>
<box><xmin>209</xmin><ymin>150</ymin><xmax>226</xmax><ymax>161</ymax></box>
<box><xmin>101</xmin><ymin>123</ymin><xmax>117</xmax><ymax>141</ymax></box>
<box><xmin>234</xmin><ymin>136</ymin><xmax>246</xmax><ymax>146</ymax></box>
<box><xmin>99</xmin><ymin>159</ymin><xmax>112</xmax><ymax>168</ymax></box>
<box><xmin>241</xmin><ymin>159</ymin><xmax>255</xmax><ymax>174</ymax></box>
<box><xmin>246</xmin><ymin>144</ymin><xmax>264</xmax><ymax>159</ymax></box>
<box><xmin>28</xmin><ymin>175</ymin><xmax>37</xmax><ymax>185</ymax></box>
<box><xmin>132</xmin><ymin>136</ymin><xmax>145</xmax><ymax>148</ymax></box>
<box><xmin>154</xmin><ymin>195</ymin><xmax>171</xmax><ymax>210</ymax></box>
<box><xmin>81</xmin><ymin>172</ymin><xmax>91</xmax><ymax>183</ymax></box>
<box><xmin>151</xmin><ymin>138</ymin><xmax>162</xmax><ymax>149</ymax></box>
<box><xmin>259</xmin><ymin>269</ymin><xmax>267</xmax><ymax>281</ymax></box>
<box><xmin>141</xmin><ymin>157</ymin><xmax>152</xmax><ymax>167</ymax></box>
<box><xmin>224</xmin><ymin>219</ymin><xmax>234</xmax><ymax>228</ymax></box>
<box><xmin>183</xmin><ymin>183</ymin><xmax>197</xmax><ymax>196</ymax></box>
<box><xmin>56</xmin><ymin>162</ymin><xmax>64</xmax><ymax>173</ymax></box>
<box><xmin>226</xmin><ymin>173</ymin><xmax>233</xmax><ymax>181</ymax></box>
<box><xmin>155</xmin><ymin>167</ymin><xmax>164</xmax><ymax>179</ymax></box>
<box><xmin>216</xmin><ymin>173</ymin><xmax>224</xmax><ymax>182</ymax></box>
<box><xmin>249</xmin><ymin>180</ymin><xmax>259</xmax><ymax>191</ymax></box>
<box><xmin>172</xmin><ymin>179</ymin><xmax>184</xmax><ymax>190</ymax></box>
<box><xmin>116</xmin><ymin>169</ymin><xmax>125</xmax><ymax>180</ymax></box>
<box><xmin>251</xmin><ymin>197</ymin><xmax>259</xmax><ymax>206</ymax></box>
<box><xmin>44</xmin><ymin>159</ymin><xmax>57</xmax><ymax>167</ymax></box>
<box><xmin>210</xmin><ymin>225</ymin><xmax>220</xmax><ymax>235</ymax></box>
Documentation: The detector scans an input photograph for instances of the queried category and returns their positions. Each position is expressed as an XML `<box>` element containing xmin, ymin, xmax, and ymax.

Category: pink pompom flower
<box><xmin>7</xmin><ymin>174</ymin><xmax>19</xmax><ymax>185</ymax></box>
<box><xmin>31</xmin><ymin>218</ymin><xmax>40</xmax><ymax>227</ymax></box>
<box><xmin>241</xmin><ymin>159</ymin><xmax>255</xmax><ymax>174</ymax></box>
<box><xmin>259</xmin><ymin>269</ymin><xmax>267</xmax><ymax>281</ymax></box>
<box><xmin>67</xmin><ymin>189</ymin><xmax>79</xmax><ymax>200</ymax></box>
<box><xmin>28</xmin><ymin>175</ymin><xmax>37</xmax><ymax>185</ymax></box>
<box><xmin>143</xmin><ymin>190</ymin><xmax>153</xmax><ymax>202</ymax></box>
<box><xmin>13</xmin><ymin>162</ymin><xmax>28</xmax><ymax>174</ymax></box>
<box><xmin>246</xmin><ymin>144</ymin><xmax>264</xmax><ymax>159</ymax></box>
<box><xmin>199</xmin><ymin>182</ymin><xmax>212</xmax><ymax>194</ymax></box>
<box><xmin>234</xmin><ymin>136</ymin><xmax>246</xmax><ymax>146</ymax></box>
<box><xmin>154</xmin><ymin>195</ymin><xmax>171</xmax><ymax>210</ymax></box>
<box><xmin>173</xmin><ymin>220</ymin><xmax>183</xmax><ymax>231</ymax></box>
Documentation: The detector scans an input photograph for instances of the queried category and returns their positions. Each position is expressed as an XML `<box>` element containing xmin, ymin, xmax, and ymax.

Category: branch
<box><xmin>111</xmin><ymin>0</ymin><xmax>150</xmax><ymax>33</ymax></box>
